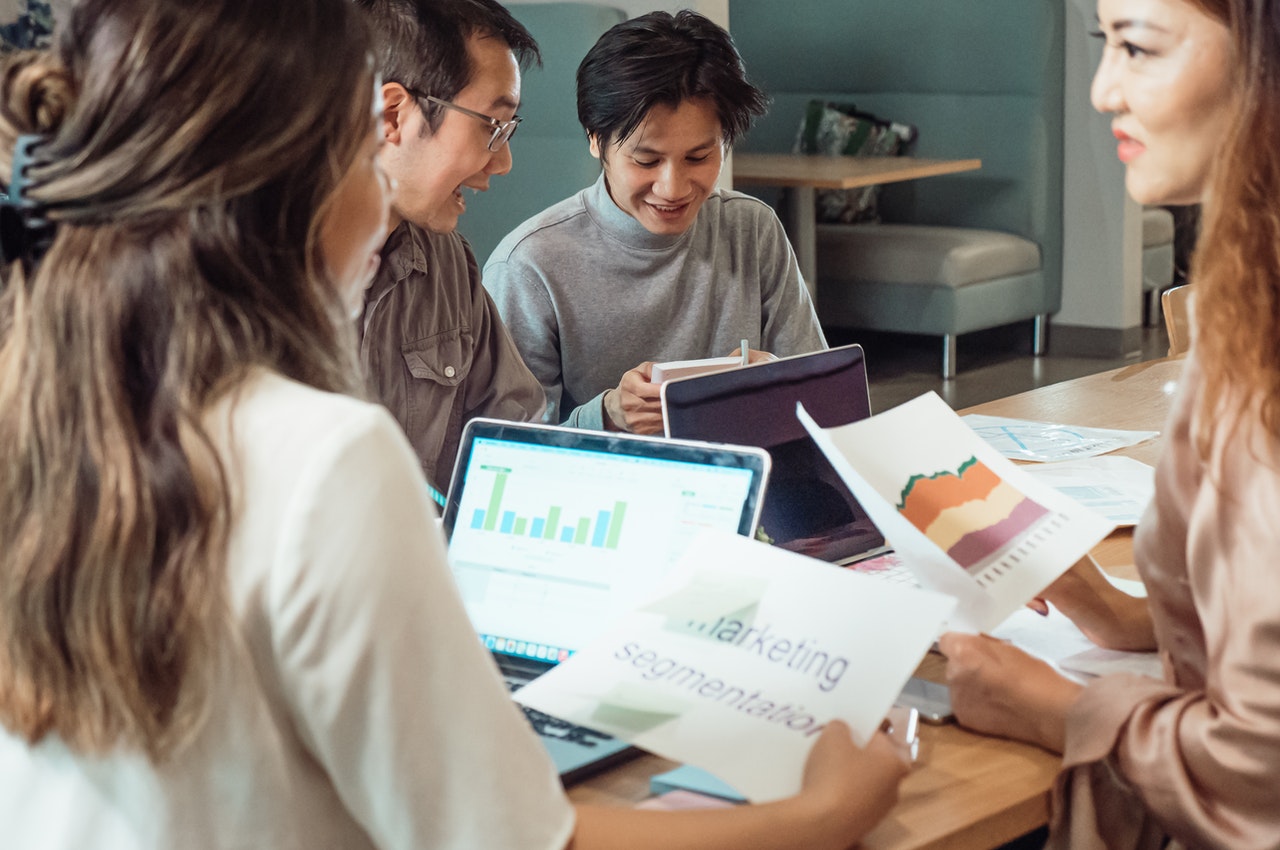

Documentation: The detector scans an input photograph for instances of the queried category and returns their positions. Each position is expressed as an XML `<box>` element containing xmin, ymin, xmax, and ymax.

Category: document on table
<box><xmin>798</xmin><ymin>393</ymin><xmax>1115</xmax><ymax>633</ymax></box>
<box><xmin>514</xmin><ymin>531</ymin><xmax>954</xmax><ymax>803</ymax></box>
<box><xmin>1022</xmin><ymin>455</ymin><xmax>1155</xmax><ymax>527</ymax></box>
<box><xmin>962</xmin><ymin>413</ymin><xmax>1159</xmax><ymax>462</ymax></box>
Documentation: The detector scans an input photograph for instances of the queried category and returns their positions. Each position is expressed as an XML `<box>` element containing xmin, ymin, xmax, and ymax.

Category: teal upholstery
<box><xmin>459</xmin><ymin>3</ymin><xmax>625</xmax><ymax>265</ymax></box>
<box><xmin>729</xmin><ymin>0</ymin><xmax>1066</xmax><ymax>377</ymax></box>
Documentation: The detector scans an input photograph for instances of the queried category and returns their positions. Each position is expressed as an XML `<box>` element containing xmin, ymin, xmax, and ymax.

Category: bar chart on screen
<box><xmin>449</xmin><ymin>438</ymin><xmax>752</xmax><ymax>587</ymax></box>
<box><xmin>447</xmin><ymin>434</ymin><xmax>759</xmax><ymax>648</ymax></box>
<box><xmin>467</xmin><ymin>468</ymin><xmax>630</xmax><ymax>549</ymax></box>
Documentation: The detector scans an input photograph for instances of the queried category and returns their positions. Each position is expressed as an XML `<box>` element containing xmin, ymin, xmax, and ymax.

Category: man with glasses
<box><xmin>353</xmin><ymin>0</ymin><xmax>545</xmax><ymax>495</ymax></box>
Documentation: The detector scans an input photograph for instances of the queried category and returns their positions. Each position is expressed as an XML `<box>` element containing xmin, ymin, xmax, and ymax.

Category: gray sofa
<box><xmin>729</xmin><ymin>0</ymin><xmax>1066</xmax><ymax>377</ymax></box>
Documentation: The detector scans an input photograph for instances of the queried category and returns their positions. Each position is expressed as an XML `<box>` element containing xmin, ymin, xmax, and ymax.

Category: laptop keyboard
<box><xmin>505</xmin><ymin>677</ymin><xmax>614</xmax><ymax>747</ymax></box>
<box><xmin>870</xmin><ymin>562</ymin><xmax>920</xmax><ymax>586</ymax></box>
<box><xmin>851</xmin><ymin>552</ymin><xmax>921</xmax><ymax>587</ymax></box>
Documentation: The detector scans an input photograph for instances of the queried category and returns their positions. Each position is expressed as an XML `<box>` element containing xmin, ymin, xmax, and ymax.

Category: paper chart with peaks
<box><xmin>799</xmin><ymin>392</ymin><xmax>1115</xmax><ymax>633</ymax></box>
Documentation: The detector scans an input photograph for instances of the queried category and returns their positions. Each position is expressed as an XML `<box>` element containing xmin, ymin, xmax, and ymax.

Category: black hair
<box><xmin>576</xmin><ymin>10</ymin><xmax>768</xmax><ymax>151</ymax></box>
<box><xmin>354</xmin><ymin>0</ymin><xmax>540</xmax><ymax>131</ymax></box>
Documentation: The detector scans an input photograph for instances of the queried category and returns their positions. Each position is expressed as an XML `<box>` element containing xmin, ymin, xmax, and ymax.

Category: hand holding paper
<box><xmin>514</xmin><ymin>531</ymin><xmax>954</xmax><ymax>802</ymax></box>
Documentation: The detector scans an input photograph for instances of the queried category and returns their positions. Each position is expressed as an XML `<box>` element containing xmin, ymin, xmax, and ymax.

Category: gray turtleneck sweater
<box><xmin>483</xmin><ymin>173</ymin><xmax>826</xmax><ymax>430</ymax></box>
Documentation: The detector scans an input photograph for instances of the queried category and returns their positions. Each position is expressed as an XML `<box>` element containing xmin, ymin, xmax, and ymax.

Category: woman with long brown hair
<box><xmin>0</xmin><ymin>1</ymin><xmax>908</xmax><ymax>847</ymax></box>
<box><xmin>941</xmin><ymin>0</ymin><xmax>1280</xmax><ymax>846</ymax></box>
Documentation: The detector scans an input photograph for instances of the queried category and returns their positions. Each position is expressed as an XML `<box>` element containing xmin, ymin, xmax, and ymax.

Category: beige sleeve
<box><xmin>1049</xmin><ymin>362</ymin><xmax>1280</xmax><ymax>849</ymax></box>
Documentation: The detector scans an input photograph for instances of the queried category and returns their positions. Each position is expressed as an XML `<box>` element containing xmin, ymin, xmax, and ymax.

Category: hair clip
<box><xmin>0</xmin><ymin>134</ymin><xmax>56</xmax><ymax>268</ymax></box>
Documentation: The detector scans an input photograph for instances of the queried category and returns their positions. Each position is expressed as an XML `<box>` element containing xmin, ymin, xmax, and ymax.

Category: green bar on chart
<box><xmin>605</xmin><ymin>501</ymin><xmax>627</xmax><ymax>549</ymax></box>
<box><xmin>483</xmin><ymin>472</ymin><xmax>506</xmax><ymax>531</ymax></box>
<box><xmin>544</xmin><ymin>506</ymin><xmax>561</xmax><ymax>540</ymax></box>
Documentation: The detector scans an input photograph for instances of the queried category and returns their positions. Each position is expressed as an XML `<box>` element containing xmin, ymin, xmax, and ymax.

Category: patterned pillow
<box><xmin>792</xmin><ymin>100</ymin><xmax>916</xmax><ymax>224</ymax></box>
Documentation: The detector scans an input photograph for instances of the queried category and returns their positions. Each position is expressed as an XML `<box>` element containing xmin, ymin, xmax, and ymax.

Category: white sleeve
<box><xmin>266</xmin><ymin>407</ymin><xmax>574</xmax><ymax>850</ymax></box>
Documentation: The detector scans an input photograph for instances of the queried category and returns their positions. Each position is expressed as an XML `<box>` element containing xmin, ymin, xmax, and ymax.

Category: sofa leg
<box><xmin>942</xmin><ymin>334</ymin><xmax>957</xmax><ymax>380</ymax></box>
<box><xmin>1032</xmin><ymin>314</ymin><xmax>1049</xmax><ymax>356</ymax></box>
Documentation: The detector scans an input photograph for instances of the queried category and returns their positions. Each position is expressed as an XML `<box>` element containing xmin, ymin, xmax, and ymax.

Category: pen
<box><xmin>740</xmin><ymin>338</ymin><xmax>749</xmax><ymax>367</ymax></box>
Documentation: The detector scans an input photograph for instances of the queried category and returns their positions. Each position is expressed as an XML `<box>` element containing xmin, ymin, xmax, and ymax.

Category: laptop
<box><xmin>441</xmin><ymin>417</ymin><xmax>771</xmax><ymax>782</ymax></box>
<box><xmin>660</xmin><ymin>343</ymin><xmax>889</xmax><ymax>566</ymax></box>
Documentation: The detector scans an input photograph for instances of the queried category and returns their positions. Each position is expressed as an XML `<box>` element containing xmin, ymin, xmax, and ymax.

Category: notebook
<box><xmin>660</xmin><ymin>343</ymin><xmax>888</xmax><ymax>567</ymax></box>
<box><xmin>441</xmin><ymin>417</ymin><xmax>771</xmax><ymax>783</ymax></box>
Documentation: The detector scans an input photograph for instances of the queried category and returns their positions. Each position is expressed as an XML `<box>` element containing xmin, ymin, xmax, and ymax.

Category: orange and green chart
<box><xmin>896</xmin><ymin>456</ymin><xmax>1049</xmax><ymax>573</ymax></box>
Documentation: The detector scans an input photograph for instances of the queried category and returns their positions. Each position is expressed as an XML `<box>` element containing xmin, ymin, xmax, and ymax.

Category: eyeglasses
<box><xmin>402</xmin><ymin>87</ymin><xmax>522</xmax><ymax>152</ymax></box>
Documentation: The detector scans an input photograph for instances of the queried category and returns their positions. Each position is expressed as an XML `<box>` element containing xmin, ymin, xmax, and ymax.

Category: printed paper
<box><xmin>962</xmin><ymin>413</ymin><xmax>1158</xmax><ymax>463</ymax></box>
<box><xmin>799</xmin><ymin>393</ymin><xmax>1115</xmax><ymax>633</ymax></box>
<box><xmin>1023</xmin><ymin>455</ymin><xmax>1155</xmax><ymax>527</ymax></box>
<box><xmin>514</xmin><ymin>531</ymin><xmax>954</xmax><ymax>802</ymax></box>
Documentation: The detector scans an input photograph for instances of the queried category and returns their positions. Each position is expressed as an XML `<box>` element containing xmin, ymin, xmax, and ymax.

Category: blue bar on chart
<box><xmin>592</xmin><ymin>510</ymin><xmax>610</xmax><ymax>546</ymax></box>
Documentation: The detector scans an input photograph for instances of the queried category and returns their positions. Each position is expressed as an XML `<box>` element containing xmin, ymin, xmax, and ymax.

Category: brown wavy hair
<box><xmin>1181</xmin><ymin>0</ymin><xmax>1280</xmax><ymax>442</ymax></box>
<box><xmin>0</xmin><ymin>0</ymin><xmax>372</xmax><ymax>761</ymax></box>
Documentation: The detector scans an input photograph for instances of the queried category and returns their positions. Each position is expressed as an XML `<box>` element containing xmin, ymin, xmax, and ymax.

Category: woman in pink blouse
<box><xmin>941</xmin><ymin>0</ymin><xmax>1280</xmax><ymax>847</ymax></box>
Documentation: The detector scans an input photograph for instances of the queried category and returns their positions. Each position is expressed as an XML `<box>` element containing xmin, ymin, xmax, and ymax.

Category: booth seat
<box><xmin>814</xmin><ymin>224</ymin><xmax>1042</xmax><ymax>377</ymax></box>
<box><xmin>729</xmin><ymin>1</ymin><xmax>1065</xmax><ymax>378</ymax></box>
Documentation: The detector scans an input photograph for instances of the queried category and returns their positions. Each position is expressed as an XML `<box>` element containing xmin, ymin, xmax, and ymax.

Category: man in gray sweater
<box><xmin>484</xmin><ymin>10</ymin><xmax>825</xmax><ymax>435</ymax></box>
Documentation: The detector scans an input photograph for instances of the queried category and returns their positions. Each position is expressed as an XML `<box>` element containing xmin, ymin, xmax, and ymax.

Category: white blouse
<box><xmin>0</xmin><ymin>370</ymin><xmax>574</xmax><ymax>849</ymax></box>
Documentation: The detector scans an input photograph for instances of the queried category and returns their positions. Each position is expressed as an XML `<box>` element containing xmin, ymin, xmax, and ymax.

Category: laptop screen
<box><xmin>660</xmin><ymin>343</ymin><xmax>886</xmax><ymax>565</ymax></box>
<box><xmin>442</xmin><ymin>419</ymin><xmax>769</xmax><ymax>669</ymax></box>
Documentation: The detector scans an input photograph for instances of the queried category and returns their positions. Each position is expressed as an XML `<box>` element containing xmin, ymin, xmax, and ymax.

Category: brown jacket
<box><xmin>358</xmin><ymin>222</ymin><xmax>544</xmax><ymax>491</ymax></box>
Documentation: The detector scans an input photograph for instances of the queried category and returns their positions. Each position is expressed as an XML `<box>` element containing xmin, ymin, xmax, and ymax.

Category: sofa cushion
<box><xmin>816</xmin><ymin>223</ymin><xmax>1041</xmax><ymax>288</ymax></box>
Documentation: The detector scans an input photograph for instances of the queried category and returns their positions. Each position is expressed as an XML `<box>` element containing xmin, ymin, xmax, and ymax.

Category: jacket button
<box><xmin>444</xmin><ymin>365</ymin><xmax>456</xmax><ymax>378</ymax></box>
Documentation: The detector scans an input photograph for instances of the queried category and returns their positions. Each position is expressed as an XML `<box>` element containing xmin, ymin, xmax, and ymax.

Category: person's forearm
<box><xmin>1028</xmin><ymin>676</ymin><xmax>1085</xmax><ymax>754</ymax></box>
<box><xmin>601</xmin><ymin>389</ymin><xmax>623</xmax><ymax>431</ymax></box>
<box><xmin>1073</xmin><ymin>586</ymin><xmax>1156</xmax><ymax>651</ymax></box>
<box><xmin>1043</xmin><ymin>557</ymin><xmax>1158</xmax><ymax>652</ymax></box>
<box><xmin>568</xmin><ymin>795</ymin><xmax>880</xmax><ymax>850</ymax></box>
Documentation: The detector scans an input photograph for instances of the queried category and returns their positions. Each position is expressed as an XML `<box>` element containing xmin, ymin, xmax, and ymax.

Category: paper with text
<box><xmin>1023</xmin><ymin>455</ymin><xmax>1155</xmax><ymax>527</ymax></box>
<box><xmin>798</xmin><ymin>393</ymin><xmax>1115</xmax><ymax>633</ymax></box>
<box><xmin>961</xmin><ymin>413</ymin><xmax>1158</xmax><ymax>462</ymax></box>
<box><xmin>514</xmin><ymin>531</ymin><xmax>954</xmax><ymax>802</ymax></box>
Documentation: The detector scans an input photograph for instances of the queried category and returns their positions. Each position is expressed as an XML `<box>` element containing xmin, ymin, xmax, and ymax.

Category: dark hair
<box><xmin>355</xmin><ymin>0</ymin><xmax>540</xmax><ymax>132</ymax></box>
<box><xmin>0</xmin><ymin>0</ymin><xmax>372</xmax><ymax>761</ymax></box>
<box><xmin>576</xmin><ymin>10</ymin><xmax>768</xmax><ymax>151</ymax></box>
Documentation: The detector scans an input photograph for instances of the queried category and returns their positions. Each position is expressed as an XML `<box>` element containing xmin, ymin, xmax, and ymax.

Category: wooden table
<box><xmin>732</xmin><ymin>153</ymin><xmax>983</xmax><ymax>294</ymax></box>
<box><xmin>571</xmin><ymin>355</ymin><xmax>1187</xmax><ymax>849</ymax></box>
